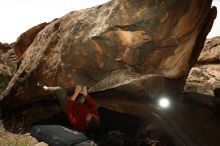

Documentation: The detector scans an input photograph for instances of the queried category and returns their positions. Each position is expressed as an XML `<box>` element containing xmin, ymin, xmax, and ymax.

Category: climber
<box><xmin>42</xmin><ymin>84</ymin><xmax>100</xmax><ymax>132</ymax></box>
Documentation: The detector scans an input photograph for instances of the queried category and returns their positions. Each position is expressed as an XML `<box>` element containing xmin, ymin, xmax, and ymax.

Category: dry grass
<box><xmin>0</xmin><ymin>120</ymin><xmax>38</xmax><ymax>146</ymax></box>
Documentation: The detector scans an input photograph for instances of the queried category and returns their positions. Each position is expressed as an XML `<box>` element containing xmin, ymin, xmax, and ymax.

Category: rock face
<box><xmin>13</xmin><ymin>22</ymin><xmax>49</xmax><ymax>59</ymax></box>
<box><xmin>0</xmin><ymin>0</ymin><xmax>217</xmax><ymax>108</ymax></box>
<box><xmin>185</xmin><ymin>36</ymin><xmax>220</xmax><ymax>96</ymax></box>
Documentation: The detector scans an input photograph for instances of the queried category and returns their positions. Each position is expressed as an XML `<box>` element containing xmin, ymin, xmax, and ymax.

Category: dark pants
<box><xmin>47</xmin><ymin>87</ymin><xmax>68</xmax><ymax>112</ymax></box>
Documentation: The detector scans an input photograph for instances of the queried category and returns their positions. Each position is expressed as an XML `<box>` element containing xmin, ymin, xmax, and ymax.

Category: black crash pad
<box><xmin>31</xmin><ymin>112</ymin><xmax>89</xmax><ymax>146</ymax></box>
<box><xmin>31</xmin><ymin>125</ymin><xmax>88</xmax><ymax>146</ymax></box>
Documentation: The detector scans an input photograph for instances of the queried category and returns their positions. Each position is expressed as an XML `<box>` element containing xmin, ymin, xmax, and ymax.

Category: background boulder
<box><xmin>12</xmin><ymin>22</ymin><xmax>49</xmax><ymax>59</ymax></box>
<box><xmin>185</xmin><ymin>36</ymin><xmax>220</xmax><ymax>96</ymax></box>
<box><xmin>198</xmin><ymin>36</ymin><xmax>220</xmax><ymax>63</ymax></box>
<box><xmin>0</xmin><ymin>42</ymin><xmax>18</xmax><ymax>93</ymax></box>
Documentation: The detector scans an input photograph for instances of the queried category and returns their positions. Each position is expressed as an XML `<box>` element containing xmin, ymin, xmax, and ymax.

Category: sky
<box><xmin>207</xmin><ymin>0</ymin><xmax>220</xmax><ymax>38</ymax></box>
<box><xmin>0</xmin><ymin>0</ymin><xmax>109</xmax><ymax>43</ymax></box>
<box><xmin>0</xmin><ymin>0</ymin><xmax>219</xmax><ymax>43</ymax></box>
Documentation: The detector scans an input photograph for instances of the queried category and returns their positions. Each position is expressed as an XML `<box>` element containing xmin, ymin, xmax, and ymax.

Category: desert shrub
<box><xmin>0</xmin><ymin>74</ymin><xmax>11</xmax><ymax>93</ymax></box>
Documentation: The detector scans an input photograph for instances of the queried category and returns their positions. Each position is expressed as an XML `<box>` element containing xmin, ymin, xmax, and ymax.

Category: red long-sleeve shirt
<box><xmin>65</xmin><ymin>94</ymin><xmax>99</xmax><ymax>131</ymax></box>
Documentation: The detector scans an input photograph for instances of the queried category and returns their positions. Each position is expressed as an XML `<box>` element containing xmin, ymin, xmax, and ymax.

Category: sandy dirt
<box><xmin>0</xmin><ymin>120</ymin><xmax>38</xmax><ymax>146</ymax></box>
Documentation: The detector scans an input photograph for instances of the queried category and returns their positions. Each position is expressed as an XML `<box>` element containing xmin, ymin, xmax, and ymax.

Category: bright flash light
<box><xmin>159</xmin><ymin>98</ymin><xmax>170</xmax><ymax>108</ymax></box>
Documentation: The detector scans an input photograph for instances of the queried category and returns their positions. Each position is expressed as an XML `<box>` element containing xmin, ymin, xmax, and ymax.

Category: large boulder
<box><xmin>185</xmin><ymin>36</ymin><xmax>220</xmax><ymax>96</ymax></box>
<box><xmin>0</xmin><ymin>0</ymin><xmax>217</xmax><ymax>108</ymax></box>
